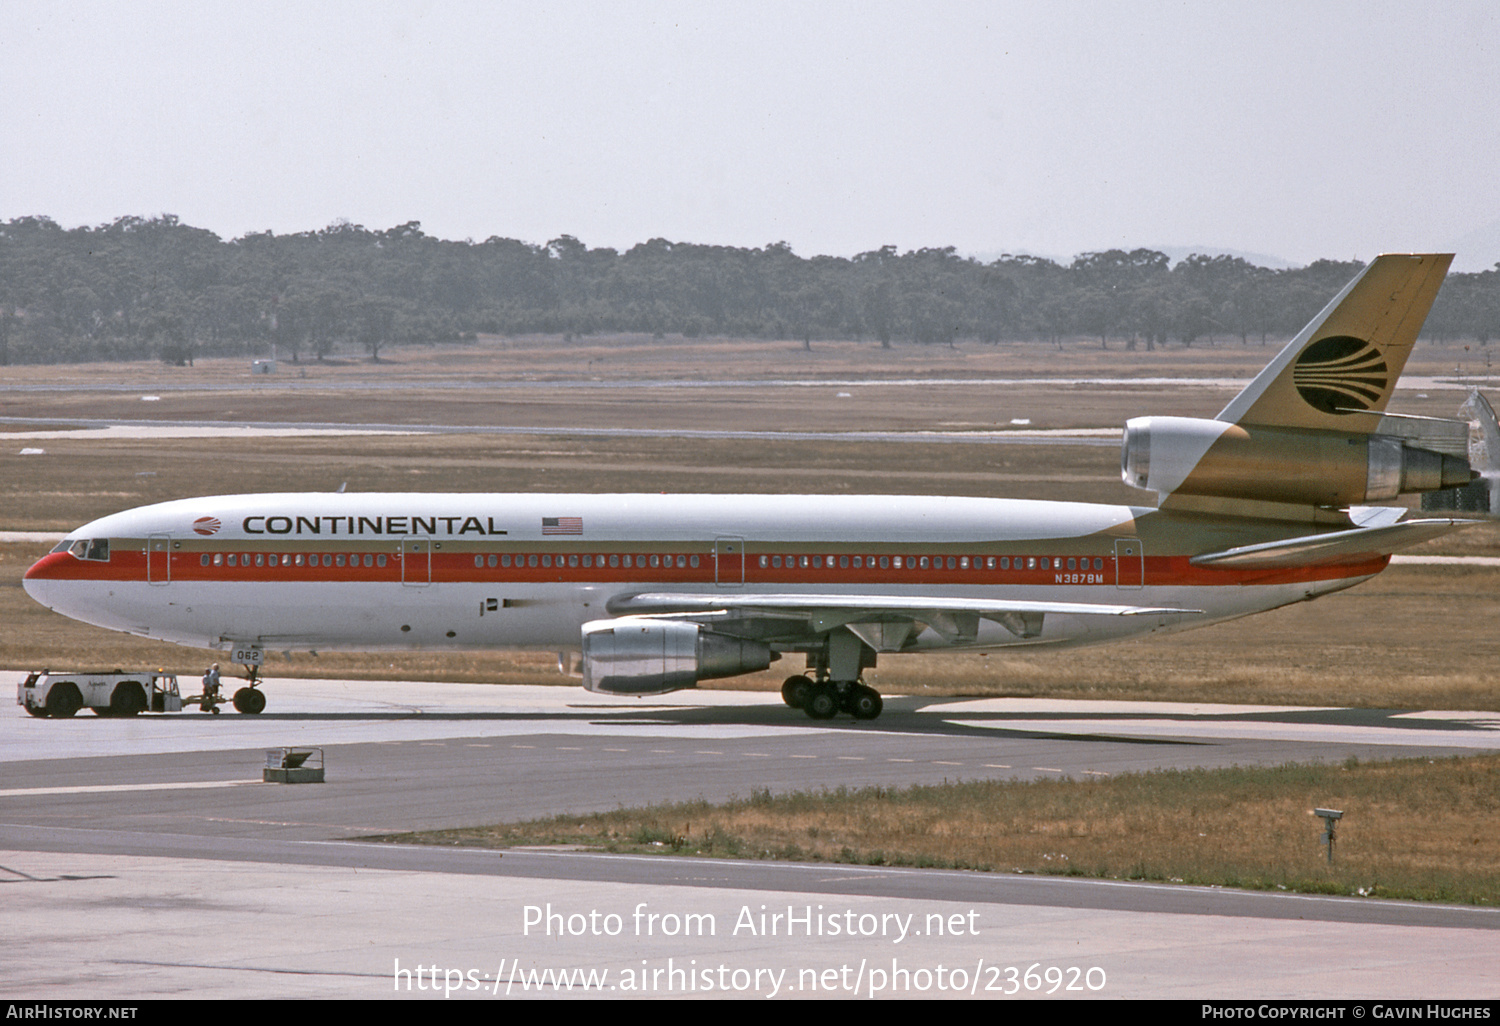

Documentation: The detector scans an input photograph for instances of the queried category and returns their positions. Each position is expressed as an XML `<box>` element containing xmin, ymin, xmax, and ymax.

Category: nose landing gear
<box><xmin>232</xmin><ymin>663</ymin><xmax>266</xmax><ymax>714</ymax></box>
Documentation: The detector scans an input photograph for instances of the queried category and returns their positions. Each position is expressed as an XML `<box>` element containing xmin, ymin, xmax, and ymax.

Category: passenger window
<box><xmin>200</xmin><ymin>553</ymin><xmax>210</xmax><ymax>566</ymax></box>
<box><xmin>609</xmin><ymin>554</ymin><xmax>619</xmax><ymax>568</ymax></box>
<box><xmin>569</xmin><ymin>554</ymin><xmax>579</xmax><ymax>568</ymax></box>
<box><xmin>377</xmin><ymin>554</ymin><xmax>387</xmax><ymax>567</ymax></box>
<box><xmin>690</xmin><ymin>555</ymin><xmax>699</xmax><ymax>568</ymax></box>
<box><xmin>1000</xmin><ymin>557</ymin><xmax>1009</xmax><ymax>569</ymax></box>
<box><xmin>365</xmin><ymin>554</ymin><xmax>374</xmax><ymax>567</ymax></box>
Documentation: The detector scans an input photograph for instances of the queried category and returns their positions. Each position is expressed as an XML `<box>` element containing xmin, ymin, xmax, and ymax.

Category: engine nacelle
<box><xmin>580</xmin><ymin>618</ymin><xmax>774</xmax><ymax>696</ymax></box>
<box><xmin>1122</xmin><ymin>416</ymin><xmax>1475</xmax><ymax>506</ymax></box>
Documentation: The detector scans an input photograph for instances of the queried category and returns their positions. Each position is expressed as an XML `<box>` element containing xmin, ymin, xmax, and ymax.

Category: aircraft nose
<box><xmin>22</xmin><ymin>552</ymin><xmax>74</xmax><ymax>608</ymax></box>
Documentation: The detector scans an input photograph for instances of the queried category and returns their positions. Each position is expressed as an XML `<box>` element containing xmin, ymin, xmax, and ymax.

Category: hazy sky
<box><xmin>4</xmin><ymin>2</ymin><xmax>1499</xmax><ymax>269</ymax></box>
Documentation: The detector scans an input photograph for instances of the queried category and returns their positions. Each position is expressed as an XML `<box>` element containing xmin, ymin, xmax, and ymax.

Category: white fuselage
<box><xmin>23</xmin><ymin>492</ymin><xmax>1375</xmax><ymax>656</ymax></box>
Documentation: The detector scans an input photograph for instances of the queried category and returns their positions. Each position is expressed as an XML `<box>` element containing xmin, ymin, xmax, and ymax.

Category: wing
<box><xmin>605</xmin><ymin>591</ymin><xmax>1197</xmax><ymax>648</ymax></box>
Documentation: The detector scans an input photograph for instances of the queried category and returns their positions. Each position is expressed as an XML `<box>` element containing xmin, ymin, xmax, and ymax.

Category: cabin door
<box><xmin>147</xmin><ymin>534</ymin><xmax>171</xmax><ymax>586</ymax></box>
<box><xmin>401</xmin><ymin>537</ymin><xmax>431</xmax><ymax>586</ymax></box>
<box><xmin>1114</xmin><ymin>538</ymin><xmax>1143</xmax><ymax>590</ymax></box>
<box><xmin>714</xmin><ymin>536</ymin><xmax>744</xmax><ymax>587</ymax></box>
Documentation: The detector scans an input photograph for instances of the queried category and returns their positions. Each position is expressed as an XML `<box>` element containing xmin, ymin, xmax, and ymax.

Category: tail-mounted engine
<box><xmin>1122</xmin><ymin>415</ymin><xmax>1475</xmax><ymax>507</ymax></box>
<box><xmin>581</xmin><ymin>618</ymin><xmax>774</xmax><ymax>695</ymax></box>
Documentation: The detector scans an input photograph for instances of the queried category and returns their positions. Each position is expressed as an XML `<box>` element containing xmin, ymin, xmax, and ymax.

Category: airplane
<box><xmin>21</xmin><ymin>253</ymin><xmax>1488</xmax><ymax>720</ymax></box>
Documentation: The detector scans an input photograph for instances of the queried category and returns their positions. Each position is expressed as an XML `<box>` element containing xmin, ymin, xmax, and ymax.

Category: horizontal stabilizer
<box><xmin>1190</xmin><ymin>518</ymin><xmax>1475</xmax><ymax>570</ymax></box>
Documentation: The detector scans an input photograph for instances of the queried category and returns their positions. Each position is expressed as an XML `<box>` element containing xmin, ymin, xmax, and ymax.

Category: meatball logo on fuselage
<box><xmin>1292</xmin><ymin>335</ymin><xmax>1389</xmax><ymax>415</ymax></box>
<box><xmin>193</xmin><ymin>517</ymin><xmax>222</xmax><ymax>536</ymax></box>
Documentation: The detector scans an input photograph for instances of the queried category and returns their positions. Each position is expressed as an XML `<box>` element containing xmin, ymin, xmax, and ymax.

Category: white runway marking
<box><xmin>0</xmin><ymin>780</ymin><xmax>259</xmax><ymax>798</ymax></box>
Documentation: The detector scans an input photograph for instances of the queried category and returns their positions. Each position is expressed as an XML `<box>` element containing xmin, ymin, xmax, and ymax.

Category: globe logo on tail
<box><xmin>1293</xmin><ymin>335</ymin><xmax>1389</xmax><ymax>415</ymax></box>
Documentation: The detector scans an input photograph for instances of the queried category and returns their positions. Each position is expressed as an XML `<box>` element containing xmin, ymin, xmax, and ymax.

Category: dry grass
<box><xmin>375</xmin><ymin>755</ymin><xmax>1500</xmax><ymax>905</ymax></box>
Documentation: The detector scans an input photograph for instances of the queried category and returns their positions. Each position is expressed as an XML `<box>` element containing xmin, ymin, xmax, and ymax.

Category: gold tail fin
<box><xmin>1218</xmin><ymin>253</ymin><xmax>1452</xmax><ymax>431</ymax></box>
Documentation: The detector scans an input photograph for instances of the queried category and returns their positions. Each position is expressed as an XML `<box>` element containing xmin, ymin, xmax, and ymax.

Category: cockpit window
<box><xmin>65</xmin><ymin>538</ymin><xmax>110</xmax><ymax>561</ymax></box>
<box><xmin>52</xmin><ymin>538</ymin><xmax>74</xmax><ymax>554</ymax></box>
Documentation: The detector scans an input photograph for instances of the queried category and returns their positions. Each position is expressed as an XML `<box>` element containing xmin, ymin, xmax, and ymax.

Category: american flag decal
<box><xmin>542</xmin><ymin>516</ymin><xmax>583</xmax><ymax>535</ymax></box>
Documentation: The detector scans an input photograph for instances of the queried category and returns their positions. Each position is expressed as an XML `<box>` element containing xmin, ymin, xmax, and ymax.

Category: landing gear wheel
<box><xmin>781</xmin><ymin>675</ymin><xmax>813</xmax><ymax>709</ymax></box>
<box><xmin>804</xmin><ymin>682</ymin><xmax>839</xmax><ymax>720</ymax></box>
<box><xmin>233</xmin><ymin>687</ymin><xmax>266</xmax><ymax>715</ymax></box>
<box><xmin>45</xmin><ymin>682</ymin><xmax>82</xmax><ymax>719</ymax></box>
<box><xmin>848</xmin><ymin>685</ymin><xmax>883</xmax><ymax>721</ymax></box>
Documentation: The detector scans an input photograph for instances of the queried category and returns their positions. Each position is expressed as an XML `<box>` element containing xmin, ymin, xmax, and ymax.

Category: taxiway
<box><xmin>3</xmin><ymin>679</ymin><xmax>1498</xmax><ymax>999</ymax></box>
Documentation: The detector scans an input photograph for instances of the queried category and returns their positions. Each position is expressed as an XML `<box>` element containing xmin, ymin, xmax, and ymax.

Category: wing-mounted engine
<box><xmin>580</xmin><ymin>617</ymin><xmax>774</xmax><ymax>695</ymax></box>
<box><xmin>1122</xmin><ymin>415</ymin><xmax>1475</xmax><ymax>507</ymax></box>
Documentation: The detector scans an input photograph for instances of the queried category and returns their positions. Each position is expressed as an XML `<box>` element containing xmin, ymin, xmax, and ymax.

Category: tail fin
<box><xmin>1217</xmin><ymin>253</ymin><xmax>1453</xmax><ymax>430</ymax></box>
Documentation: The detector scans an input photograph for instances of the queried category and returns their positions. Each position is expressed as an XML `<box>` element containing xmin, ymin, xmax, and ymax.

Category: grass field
<box><xmin>373</xmin><ymin>754</ymin><xmax>1500</xmax><ymax>905</ymax></box>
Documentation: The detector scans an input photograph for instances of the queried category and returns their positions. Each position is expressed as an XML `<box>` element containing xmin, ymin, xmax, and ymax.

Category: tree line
<box><xmin>2</xmin><ymin>214</ymin><xmax>1497</xmax><ymax>366</ymax></box>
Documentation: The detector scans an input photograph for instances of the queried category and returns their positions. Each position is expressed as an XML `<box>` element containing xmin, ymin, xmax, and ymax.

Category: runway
<box><xmin>3</xmin><ymin>679</ymin><xmax>1498</xmax><ymax>999</ymax></box>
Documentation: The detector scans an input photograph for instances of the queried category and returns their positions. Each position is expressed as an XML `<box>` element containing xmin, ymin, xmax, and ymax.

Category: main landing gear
<box><xmin>781</xmin><ymin>675</ymin><xmax>884</xmax><ymax>721</ymax></box>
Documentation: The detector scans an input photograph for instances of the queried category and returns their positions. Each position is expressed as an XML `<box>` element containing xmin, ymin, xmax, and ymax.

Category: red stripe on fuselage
<box><xmin>24</xmin><ymin>548</ymin><xmax>1389</xmax><ymax>589</ymax></box>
